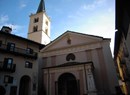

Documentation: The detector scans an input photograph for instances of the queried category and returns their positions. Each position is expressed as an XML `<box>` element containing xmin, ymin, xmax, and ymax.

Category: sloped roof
<box><xmin>0</xmin><ymin>30</ymin><xmax>45</xmax><ymax>48</ymax></box>
<box><xmin>41</xmin><ymin>30</ymin><xmax>110</xmax><ymax>52</ymax></box>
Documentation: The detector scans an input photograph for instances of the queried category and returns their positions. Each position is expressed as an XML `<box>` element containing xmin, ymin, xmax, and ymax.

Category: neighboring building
<box><xmin>28</xmin><ymin>0</ymin><xmax>51</xmax><ymax>45</ymax></box>
<box><xmin>114</xmin><ymin>0</ymin><xmax>130</xmax><ymax>94</ymax></box>
<box><xmin>0</xmin><ymin>26</ymin><xmax>44</xmax><ymax>95</ymax></box>
<box><xmin>40</xmin><ymin>31</ymin><xmax>119</xmax><ymax>95</ymax></box>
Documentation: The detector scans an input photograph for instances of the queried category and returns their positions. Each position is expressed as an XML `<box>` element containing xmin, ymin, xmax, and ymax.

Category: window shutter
<box><xmin>8</xmin><ymin>76</ymin><xmax>13</xmax><ymax>83</ymax></box>
<box><xmin>3</xmin><ymin>58</ymin><xmax>8</xmax><ymax>69</ymax></box>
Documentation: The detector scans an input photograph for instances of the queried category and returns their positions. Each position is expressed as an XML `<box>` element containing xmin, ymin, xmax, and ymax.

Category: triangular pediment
<box><xmin>40</xmin><ymin>31</ymin><xmax>109</xmax><ymax>52</ymax></box>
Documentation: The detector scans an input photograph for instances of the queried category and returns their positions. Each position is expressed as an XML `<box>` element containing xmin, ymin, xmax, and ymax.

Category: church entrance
<box><xmin>57</xmin><ymin>73</ymin><xmax>79</xmax><ymax>95</ymax></box>
<box><xmin>19</xmin><ymin>75</ymin><xmax>31</xmax><ymax>95</ymax></box>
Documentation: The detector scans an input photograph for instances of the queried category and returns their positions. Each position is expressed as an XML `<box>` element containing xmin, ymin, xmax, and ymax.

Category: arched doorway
<box><xmin>19</xmin><ymin>75</ymin><xmax>31</xmax><ymax>95</ymax></box>
<box><xmin>0</xmin><ymin>85</ymin><xmax>6</xmax><ymax>95</ymax></box>
<box><xmin>58</xmin><ymin>73</ymin><xmax>79</xmax><ymax>95</ymax></box>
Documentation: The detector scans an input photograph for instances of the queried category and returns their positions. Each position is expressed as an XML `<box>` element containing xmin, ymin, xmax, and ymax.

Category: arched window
<box><xmin>33</xmin><ymin>26</ymin><xmax>38</xmax><ymax>32</ymax></box>
<box><xmin>66</xmin><ymin>53</ymin><xmax>76</xmax><ymax>61</ymax></box>
<box><xmin>34</xmin><ymin>17</ymin><xmax>39</xmax><ymax>23</ymax></box>
<box><xmin>45</xmin><ymin>20</ymin><xmax>48</xmax><ymax>25</ymax></box>
<box><xmin>45</xmin><ymin>29</ymin><xmax>48</xmax><ymax>35</ymax></box>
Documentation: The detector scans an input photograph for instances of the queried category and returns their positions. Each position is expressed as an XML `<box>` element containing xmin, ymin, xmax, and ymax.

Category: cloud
<box><xmin>82</xmin><ymin>3</ymin><xmax>95</xmax><ymax>10</ymax></box>
<box><xmin>68</xmin><ymin>0</ymin><xmax>107</xmax><ymax>21</ymax></box>
<box><xmin>0</xmin><ymin>23</ymin><xmax>23</xmax><ymax>32</ymax></box>
<box><xmin>0</xmin><ymin>15</ymin><xmax>22</xmax><ymax>31</ymax></box>
<box><xmin>67</xmin><ymin>5</ymin><xmax>115</xmax><ymax>53</ymax></box>
<box><xmin>20</xmin><ymin>2</ymin><xmax>27</xmax><ymax>9</ymax></box>
<box><xmin>0</xmin><ymin>14</ymin><xmax>26</xmax><ymax>37</ymax></box>
<box><xmin>0</xmin><ymin>23</ymin><xmax>26</xmax><ymax>38</ymax></box>
<box><xmin>0</xmin><ymin>15</ymin><xmax>9</xmax><ymax>24</ymax></box>
<box><xmin>82</xmin><ymin>0</ymin><xmax>106</xmax><ymax>10</ymax></box>
<box><xmin>7</xmin><ymin>24</ymin><xmax>23</xmax><ymax>31</ymax></box>
<box><xmin>77</xmin><ymin>13</ymin><xmax>115</xmax><ymax>54</ymax></box>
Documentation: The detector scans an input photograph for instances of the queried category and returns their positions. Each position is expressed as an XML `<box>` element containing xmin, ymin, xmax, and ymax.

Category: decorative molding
<box><xmin>43</xmin><ymin>64</ymin><xmax>92</xmax><ymax>74</ymax></box>
<box><xmin>42</xmin><ymin>43</ymin><xmax>102</xmax><ymax>57</ymax></box>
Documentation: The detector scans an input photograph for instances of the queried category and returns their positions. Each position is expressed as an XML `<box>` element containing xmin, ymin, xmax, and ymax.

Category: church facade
<box><xmin>39</xmin><ymin>31</ymin><xmax>119</xmax><ymax>95</ymax></box>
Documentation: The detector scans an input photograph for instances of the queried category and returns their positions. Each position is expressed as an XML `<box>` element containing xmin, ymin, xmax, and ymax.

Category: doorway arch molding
<box><xmin>55</xmin><ymin>71</ymin><xmax>79</xmax><ymax>81</ymax></box>
<box><xmin>19</xmin><ymin>75</ymin><xmax>31</xmax><ymax>95</ymax></box>
<box><xmin>57</xmin><ymin>72</ymin><xmax>79</xmax><ymax>95</ymax></box>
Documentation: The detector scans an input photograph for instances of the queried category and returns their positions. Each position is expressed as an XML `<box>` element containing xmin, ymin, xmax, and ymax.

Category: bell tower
<box><xmin>28</xmin><ymin>0</ymin><xmax>50</xmax><ymax>45</ymax></box>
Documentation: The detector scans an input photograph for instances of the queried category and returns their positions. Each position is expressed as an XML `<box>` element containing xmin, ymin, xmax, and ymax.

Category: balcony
<box><xmin>0</xmin><ymin>44</ymin><xmax>37</xmax><ymax>59</ymax></box>
<box><xmin>0</xmin><ymin>61</ymin><xmax>16</xmax><ymax>73</ymax></box>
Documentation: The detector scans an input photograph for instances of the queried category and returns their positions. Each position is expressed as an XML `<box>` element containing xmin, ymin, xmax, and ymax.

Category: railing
<box><xmin>0</xmin><ymin>61</ymin><xmax>16</xmax><ymax>73</ymax></box>
<box><xmin>0</xmin><ymin>44</ymin><xmax>37</xmax><ymax>59</ymax></box>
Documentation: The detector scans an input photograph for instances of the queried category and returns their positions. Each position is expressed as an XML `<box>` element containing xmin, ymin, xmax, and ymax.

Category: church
<box><xmin>0</xmin><ymin>0</ymin><xmax>119</xmax><ymax>95</ymax></box>
<box><xmin>28</xmin><ymin>0</ymin><xmax>119</xmax><ymax>95</ymax></box>
<box><xmin>39</xmin><ymin>31</ymin><xmax>119</xmax><ymax>95</ymax></box>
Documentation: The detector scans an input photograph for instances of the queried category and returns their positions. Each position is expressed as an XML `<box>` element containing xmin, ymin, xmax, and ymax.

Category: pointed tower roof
<box><xmin>37</xmin><ymin>0</ymin><xmax>45</xmax><ymax>13</ymax></box>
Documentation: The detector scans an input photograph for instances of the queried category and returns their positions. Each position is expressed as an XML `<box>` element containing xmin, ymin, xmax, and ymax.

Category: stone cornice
<box><xmin>41</xmin><ymin>42</ymin><xmax>102</xmax><ymax>57</ymax></box>
<box><xmin>43</xmin><ymin>63</ymin><xmax>92</xmax><ymax>74</ymax></box>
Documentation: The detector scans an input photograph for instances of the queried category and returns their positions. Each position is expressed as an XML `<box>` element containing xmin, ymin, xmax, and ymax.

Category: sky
<box><xmin>0</xmin><ymin>0</ymin><xmax>115</xmax><ymax>54</ymax></box>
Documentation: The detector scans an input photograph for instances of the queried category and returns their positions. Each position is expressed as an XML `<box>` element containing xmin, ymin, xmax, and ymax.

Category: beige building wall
<box><xmin>0</xmin><ymin>54</ymin><xmax>38</xmax><ymax>95</ymax></box>
<box><xmin>0</xmin><ymin>31</ymin><xmax>42</xmax><ymax>95</ymax></box>
<box><xmin>40</xmin><ymin>31</ymin><xmax>119</xmax><ymax>95</ymax></box>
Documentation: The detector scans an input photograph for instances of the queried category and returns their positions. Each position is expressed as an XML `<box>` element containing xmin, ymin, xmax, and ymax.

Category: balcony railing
<box><xmin>0</xmin><ymin>61</ymin><xmax>16</xmax><ymax>73</ymax></box>
<box><xmin>0</xmin><ymin>44</ymin><xmax>37</xmax><ymax>59</ymax></box>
